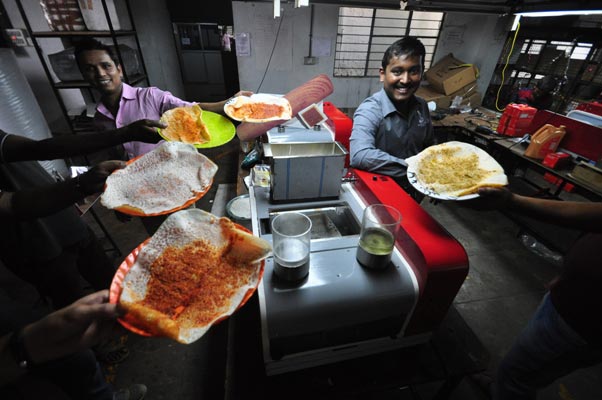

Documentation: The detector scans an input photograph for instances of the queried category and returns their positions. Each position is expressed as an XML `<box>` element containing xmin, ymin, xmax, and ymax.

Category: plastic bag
<box><xmin>251</xmin><ymin>164</ymin><xmax>270</xmax><ymax>187</ymax></box>
<box><xmin>519</xmin><ymin>233</ymin><xmax>563</xmax><ymax>266</ymax></box>
<box><xmin>241</xmin><ymin>142</ymin><xmax>262</xmax><ymax>170</ymax></box>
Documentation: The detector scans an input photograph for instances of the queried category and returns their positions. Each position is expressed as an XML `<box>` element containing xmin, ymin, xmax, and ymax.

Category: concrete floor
<box><xmin>1</xmin><ymin>136</ymin><xmax>601</xmax><ymax>398</ymax></box>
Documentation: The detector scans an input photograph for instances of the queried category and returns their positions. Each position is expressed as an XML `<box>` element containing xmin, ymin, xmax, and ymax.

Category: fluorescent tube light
<box><xmin>295</xmin><ymin>0</ymin><xmax>309</xmax><ymax>7</ymax></box>
<box><xmin>516</xmin><ymin>10</ymin><xmax>602</xmax><ymax>17</ymax></box>
<box><xmin>274</xmin><ymin>0</ymin><xmax>281</xmax><ymax>18</ymax></box>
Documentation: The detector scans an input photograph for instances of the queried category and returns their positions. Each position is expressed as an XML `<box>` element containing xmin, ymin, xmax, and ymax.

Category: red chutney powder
<box><xmin>238</xmin><ymin>103</ymin><xmax>284</xmax><ymax>120</ymax></box>
<box><xmin>140</xmin><ymin>239</ymin><xmax>255</xmax><ymax>326</ymax></box>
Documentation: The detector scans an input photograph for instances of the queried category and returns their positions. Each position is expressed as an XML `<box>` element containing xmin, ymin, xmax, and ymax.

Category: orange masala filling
<box><xmin>235</xmin><ymin>103</ymin><xmax>284</xmax><ymax>120</ymax></box>
<box><xmin>140</xmin><ymin>239</ymin><xmax>255</xmax><ymax>327</ymax></box>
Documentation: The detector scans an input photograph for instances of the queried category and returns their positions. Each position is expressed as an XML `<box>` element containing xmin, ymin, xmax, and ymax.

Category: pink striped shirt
<box><xmin>94</xmin><ymin>83</ymin><xmax>195</xmax><ymax>159</ymax></box>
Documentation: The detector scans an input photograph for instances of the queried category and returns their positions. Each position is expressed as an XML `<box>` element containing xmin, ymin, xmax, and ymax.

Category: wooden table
<box><xmin>433</xmin><ymin>108</ymin><xmax>601</xmax><ymax>254</ymax></box>
<box><xmin>433</xmin><ymin>107</ymin><xmax>602</xmax><ymax>201</ymax></box>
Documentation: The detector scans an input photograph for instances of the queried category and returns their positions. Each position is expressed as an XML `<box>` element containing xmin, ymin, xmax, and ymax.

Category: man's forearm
<box><xmin>4</xmin><ymin>131</ymin><xmax>127</xmax><ymax>162</ymax></box>
<box><xmin>508</xmin><ymin>194</ymin><xmax>602</xmax><ymax>232</ymax></box>
<box><xmin>350</xmin><ymin>147</ymin><xmax>407</xmax><ymax>176</ymax></box>
<box><xmin>7</xmin><ymin>179</ymin><xmax>85</xmax><ymax>220</ymax></box>
<box><xmin>197</xmin><ymin>101</ymin><xmax>225</xmax><ymax>114</ymax></box>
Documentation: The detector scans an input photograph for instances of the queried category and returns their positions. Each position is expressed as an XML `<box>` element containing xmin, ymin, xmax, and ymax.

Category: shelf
<box><xmin>16</xmin><ymin>0</ymin><xmax>147</xmax><ymax>134</ymax></box>
<box><xmin>53</xmin><ymin>74</ymin><xmax>147</xmax><ymax>89</ymax></box>
<box><xmin>32</xmin><ymin>30</ymin><xmax>137</xmax><ymax>38</ymax></box>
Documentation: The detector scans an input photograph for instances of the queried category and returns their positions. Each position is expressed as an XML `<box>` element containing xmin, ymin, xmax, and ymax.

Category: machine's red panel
<box><xmin>353</xmin><ymin>170</ymin><xmax>467</xmax><ymax>271</ymax></box>
<box><xmin>352</xmin><ymin>169</ymin><xmax>468</xmax><ymax>335</ymax></box>
<box><xmin>323</xmin><ymin>101</ymin><xmax>352</xmax><ymax>167</ymax></box>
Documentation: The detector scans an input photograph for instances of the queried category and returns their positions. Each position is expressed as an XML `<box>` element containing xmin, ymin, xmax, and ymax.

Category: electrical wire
<box><xmin>256</xmin><ymin>12</ymin><xmax>285</xmax><ymax>93</ymax></box>
<box><xmin>507</xmin><ymin>134</ymin><xmax>530</xmax><ymax>150</ymax></box>
<box><xmin>464</xmin><ymin>116</ymin><xmax>493</xmax><ymax>127</ymax></box>
<box><xmin>495</xmin><ymin>20</ymin><xmax>521</xmax><ymax>112</ymax></box>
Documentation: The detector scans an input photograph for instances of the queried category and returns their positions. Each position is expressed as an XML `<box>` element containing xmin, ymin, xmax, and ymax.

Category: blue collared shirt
<box><xmin>350</xmin><ymin>89</ymin><xmax>434</xmax><ymax>178</ymax></box>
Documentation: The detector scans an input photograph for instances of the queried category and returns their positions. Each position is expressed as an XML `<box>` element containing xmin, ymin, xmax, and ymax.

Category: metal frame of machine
<box><xmin>249</xmin><ymin>168</ymin><xmax>469</xmax><ymax>375</ymax></box>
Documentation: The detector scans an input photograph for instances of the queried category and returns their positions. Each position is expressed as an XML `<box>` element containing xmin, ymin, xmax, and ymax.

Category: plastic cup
<box><xmin>271</xmin><ymin>212</ymin><xmax>312</xmax><ymax>281</ymax></box>
<box><xmin>356</xmin><ymin>204</ymin><xmax>401</xmax><ymax>269</ymax></box>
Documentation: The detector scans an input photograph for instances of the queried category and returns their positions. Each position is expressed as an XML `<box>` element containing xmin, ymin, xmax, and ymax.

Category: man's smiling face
<box><xmin>380</xmin><ymin>53</ymin><xmax>423</xmax><ymax>106</ymax></box>
<box><xmin>78</xmin><ymin>49</ymin><xmax>123</xmax><ymax>96</ymax></box>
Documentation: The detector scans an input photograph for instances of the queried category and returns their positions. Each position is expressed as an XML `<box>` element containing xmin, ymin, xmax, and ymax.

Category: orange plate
<box><xmin>106</xmin><ymin>156</ymin><xmax>213</xmax><ymax>217</ymax></box>
<box><xmin>109</xmin><ymin>224</ymin><xmax>265</xmax><ymax>338</ymax></box>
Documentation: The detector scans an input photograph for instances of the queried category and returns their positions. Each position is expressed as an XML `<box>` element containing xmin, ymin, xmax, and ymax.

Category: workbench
<box><xmin>433</xmin><ymin>107</ymin><xmax>601</xmax><ymax>254</ymax></box>
<box><xmin>433</xmin><ymin>108</ymin><xmax>602</xmax><ymax>199</ymax></box>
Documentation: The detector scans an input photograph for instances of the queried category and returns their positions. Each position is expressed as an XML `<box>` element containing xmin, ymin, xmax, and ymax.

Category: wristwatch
<box><xmin>9</xmin><ymin>328</ymin><xmax>33</xmax><ymax>370</ymax></box>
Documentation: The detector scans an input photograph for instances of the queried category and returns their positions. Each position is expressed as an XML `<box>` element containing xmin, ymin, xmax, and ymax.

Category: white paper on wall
<box><xmin>236</xmin><ymin>33</ymin><xmax>251</xmax><ymax>57</ymax></box>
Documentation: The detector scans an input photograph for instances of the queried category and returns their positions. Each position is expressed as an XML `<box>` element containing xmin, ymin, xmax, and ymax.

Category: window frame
<box><xmin>334</xmin><ymin>7</ymin><xmax>445</xmax><ymax>78</ymax></box>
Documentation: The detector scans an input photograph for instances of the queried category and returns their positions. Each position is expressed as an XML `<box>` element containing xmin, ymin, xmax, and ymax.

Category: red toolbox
<box><xmin>542</xmin><ymin>152</ymin><xmax>570</xmax><ymax>169</ymax></box>
<box><xmin>497</xmin><ymin>103</ymin><xmax>537</xmax><ymax>136</ymax></box>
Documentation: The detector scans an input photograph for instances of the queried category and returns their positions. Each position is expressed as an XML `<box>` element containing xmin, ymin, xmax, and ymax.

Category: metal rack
<box><xmin>14</xmin><ymin>0</ymin><xmax>149</xmax><ymax>133</ymax></box>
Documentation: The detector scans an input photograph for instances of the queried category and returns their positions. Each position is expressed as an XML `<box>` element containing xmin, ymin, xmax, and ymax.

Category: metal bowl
<box><xmin>226</xmin><ymin>194</ymin><xmax>251</xmax><ymax>221</ymax></box>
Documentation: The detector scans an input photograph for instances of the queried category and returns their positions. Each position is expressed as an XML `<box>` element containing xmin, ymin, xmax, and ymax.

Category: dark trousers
<box><xmin>0</xmin><ymin>300</ymin><xmax>112</xmax><ymax>399</ymax></box>
<box><xmin>6</xmin><ymin>229</ymin><xmax>115</xmax><ymax>309</ymax></box>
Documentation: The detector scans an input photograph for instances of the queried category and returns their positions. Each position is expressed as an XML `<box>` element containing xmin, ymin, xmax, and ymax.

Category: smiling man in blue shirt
<box><xmin>350</xmin><ymin>37</ymin><xmax>434</xmax><ymax>201</ymax></box>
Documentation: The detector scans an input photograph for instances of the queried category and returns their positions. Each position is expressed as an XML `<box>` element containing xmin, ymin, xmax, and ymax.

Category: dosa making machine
<box><xmin>248</xmin><ymin>103</ymin><xmax>469</xmax><ymax>375</ymax></box>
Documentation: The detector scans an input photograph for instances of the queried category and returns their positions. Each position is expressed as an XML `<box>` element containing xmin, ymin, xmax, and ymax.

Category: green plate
<box><xmin>158</xmin><ymin>110</ymin><xmax>236</xmax><ymax>149</ymax></box>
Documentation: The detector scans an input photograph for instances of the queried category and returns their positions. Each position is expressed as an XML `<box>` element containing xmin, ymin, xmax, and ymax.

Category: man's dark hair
<box><xmin>74</xmin><ymin>38</ymin><xmax>120</xmax><ymax>67</ymax></box>
<box><xmin>381</xmin><ymin>37</ymin><xmax>426</xmax><ymax>70</ymax></box>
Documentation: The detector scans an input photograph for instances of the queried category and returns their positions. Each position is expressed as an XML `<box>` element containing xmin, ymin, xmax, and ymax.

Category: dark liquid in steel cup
<box><xmin>273</xmin><ymin>239</ymin><xmax>310</xmax><ymax>281</ymax></box>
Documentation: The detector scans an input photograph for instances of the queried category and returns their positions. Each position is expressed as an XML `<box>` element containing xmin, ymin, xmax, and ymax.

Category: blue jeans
<box><xmin>494</xmin><ymin>293</ymin><xmax>602</xmax><ymax>399</ymax></box>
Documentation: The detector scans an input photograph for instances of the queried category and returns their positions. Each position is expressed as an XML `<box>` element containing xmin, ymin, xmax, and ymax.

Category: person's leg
<box><xmin>32</xmin><ymin>349</ymin><xmax>113</xmax><ymax>400</ymax></box>
<box><xmin>493</xmin><ymin>293</ymin><xmax>601</xmax><ymax>400</ymax></box>
<box><xmin>35</xmin><ymin>249</ymin><xmax>88</xmax><ymax>309</ymax></box>
<box><xmin>75</xmin><ymin>228</ymin><xmax>116</xmax><ymax>292</ymax></box>
<box><xmin>140</xmin><ymin>215</ymin><xmax>168</xmax><ymax>237</ymax></box>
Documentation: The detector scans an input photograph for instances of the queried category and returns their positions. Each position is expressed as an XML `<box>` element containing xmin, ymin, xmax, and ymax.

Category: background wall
<box><xmin>2</xmin><ymin>0</ymin><xmax>512</xmax><ymax>131</ymax></box>
<box><xmin>435</xmin><ymin>12</ymin><xmax>512</xmax><ymax>95</ymax></box>
<box><xmin>233</xmin><ymin>2</ymin><xmax>380</xmax><ymax>108</ymax></box>
<box><xmin>130</xmin><ymin>0</ymin><xmax>185</xmax><ymax>99</ymax></box>
<box><xmin>232</xmin><ymin>1</ymin><xmax>510</xmax><ymax>109</ymax></box>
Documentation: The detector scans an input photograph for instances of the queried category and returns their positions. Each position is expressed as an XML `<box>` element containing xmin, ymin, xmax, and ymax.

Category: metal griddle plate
<box><xmin>250</xmin><ymin>182</ymin><xmax>419</xmax><ymax>374</ymax></box>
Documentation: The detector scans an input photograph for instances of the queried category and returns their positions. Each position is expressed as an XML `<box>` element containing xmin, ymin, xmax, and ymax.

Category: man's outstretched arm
<box><xmin>0</xmin><ymin>160</ymin><xmax>124</xmax><ymax>220</ymax></box>
<box><xmin>476</xmin><ymin>187</ymin><xmax>602</xmax><ymax>233</ymax></box>
<box><xmin>1</xmin><ymin>119</ymin><xmax>165</xmax><ymax>163</ymax></box>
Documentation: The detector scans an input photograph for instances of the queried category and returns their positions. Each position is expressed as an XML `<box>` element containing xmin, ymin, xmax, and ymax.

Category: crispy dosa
<box><xmin>100</xmin><ymin>142</ymin><xmax>218</xmax><ymax>216</ymax></box>
<box><xmin>406</xmin><ymin>141</ymin><xmax>508</xmax><ymax>198</ymax></box>
<box><xmin>224</xmin><ymin>94</ymin><xmax>292</xmax><ymax>123</ymax></box>
<box><xmin>160</xmin><ymin>105</ymin><xmax>211</xmax><ymax>145</ymax></box>
<box><xmin>117</xmin><ymin>209</ymin><xmax>272</xmax><ymax>344</ymax></box>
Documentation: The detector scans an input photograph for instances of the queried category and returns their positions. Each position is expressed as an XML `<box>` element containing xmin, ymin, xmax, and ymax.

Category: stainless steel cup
<box><xmin>271</xmin><ymin>212</ymin><xmax>312</xmax><ymax>281</ymax></box>
<box><xmin>356</xmin><ymin>204</ymin><xmax>401</xmax><ymax>270</ymax></box>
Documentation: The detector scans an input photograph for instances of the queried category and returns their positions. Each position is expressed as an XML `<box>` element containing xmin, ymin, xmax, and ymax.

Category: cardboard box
<box><xmin>568</xmin><ymin>162</ymin><xmax>602</xmax><ymax>192</ymax></box>
<box><xmin>416</xmin><ymin>83</ymin><xmax>481</xmax><ymax>110</ymax></box>
<box><xmin>449</xmin><ymin>84</ymin><xmax>482</xmax><ymax>108</ymax></box>
<box><xmin>416</xmin><ymin>85</ymin><xmax>451</xmax><ymax>109</ymax></box>
<box><xmin>425</xmin><ymin>53</ymin><xmax>477</xmax><ymax>95</ymax></box>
